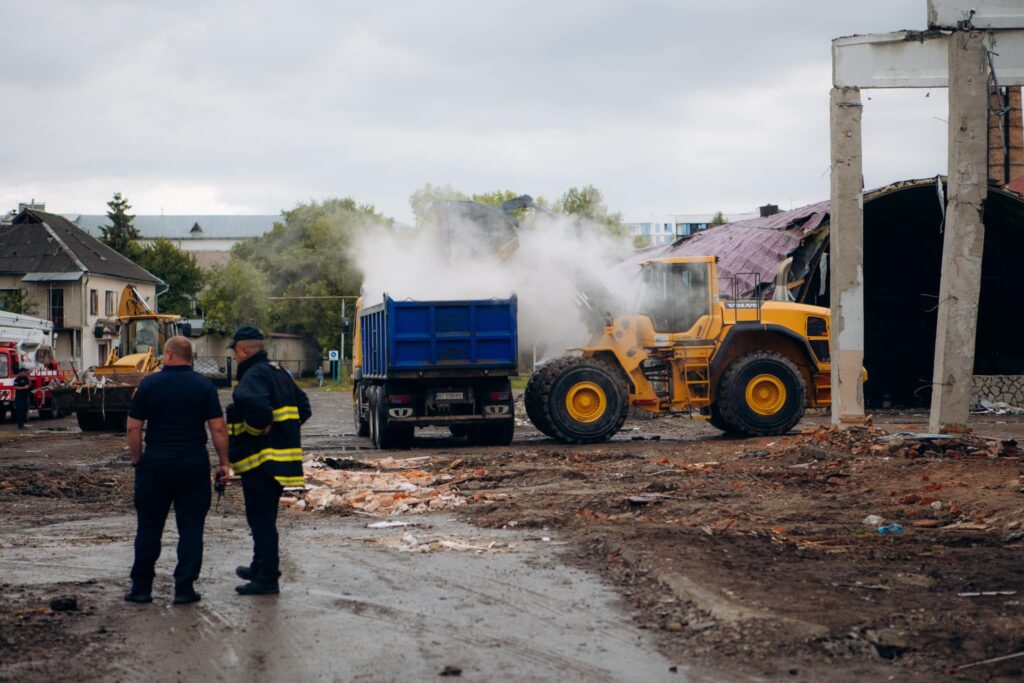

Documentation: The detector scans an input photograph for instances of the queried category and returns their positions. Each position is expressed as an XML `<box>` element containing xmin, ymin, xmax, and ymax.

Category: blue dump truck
<box><xmin>352</xmin><ymin>295</ymin><xmax>518</xmax><ymax>449</ymax></box>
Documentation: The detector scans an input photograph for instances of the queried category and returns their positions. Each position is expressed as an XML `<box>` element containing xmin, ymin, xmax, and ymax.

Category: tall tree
<box><xmin>198</xmin><ymin>260</ymin><xmax>271</xmax><ymax>333</ymax></box>
<box><xmin>709</xmin><ymin>211</ymin><xmax>727</xmax><ymax>228</ymax></box>
<box><xmin>99</xmin><ymin>192</ymin><xmax>141</xmax><ymax>258</ymax></box>
<box><xmin>409</xmin><ymin>183</ymin><xmax>469</xmax><ymax>227</ymax></box>
<box><xmin>554</xmin><ymin>185</ymin><xmax>627</xmax><ymax>237</ymax></box>
<box><xmin>207</xmin><ymin>197</ymin><xmax>392</xmax><ymax>351</ymax></box>
<box><xmin>136</xmin><ymin>239</ymin><xmax>204</xmax><ymax>316</ymax></box>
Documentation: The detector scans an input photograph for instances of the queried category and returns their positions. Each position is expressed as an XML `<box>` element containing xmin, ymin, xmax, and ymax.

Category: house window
<box><xmin>105</xmin><ymin>291</ymin><xmax>115</xmax><ymax>316</ymax></box>
<box><xmin>49</xmin><ymin>288</ymin><xmax>64</xmax><ymax>328</ymax></box>
<box><xmin>90</xmin><ymin>289</ymin><xmax>98</xmax><ymax>316</ymax></box>
<box><xmin>640</xmin><ymin>223</ymin><xmax>651</xmax><ymax>235</ymax></box>
<box><xmin>664</xmin><ymin>223</ymin><xmax>672</xmax><ymax>232</ymax></box>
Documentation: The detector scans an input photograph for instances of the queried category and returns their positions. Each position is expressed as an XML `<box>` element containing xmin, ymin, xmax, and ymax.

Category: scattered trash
<box><xmin>877</xmin><ymin>523</ymin><xmax>904</xmax><ymax>536</ymax></box>
<box><xmin>930</xmin><ymin>500</ymin><xmax>943</xmax><ymax>511</ymax></box>
<box><xmin>49</xmin><ymin>596</ymin><xmax>78</xmax><ymax>612</ymax></box>
<box><xmin>972</xmin><ymin>399</ymin><xmax>1024</xmax><ymax>416</ymax></box>
<box><xmin>300</xmin><ymin>459</ymin><xmax>494</xmax><ymax>516</ymax></box>
<box><xmin>366</xmin><ymin>520</ymin><xmax>414</xmax><ymax>529</ymax></box>
<box><xmin>957</xmin><ymin>590</ymin><xmax>1017</xmax><ymax>597</ymax></box>
<box><xmin>439</xmin><ymin>664</ymin><xmax>463</xmax><ymax>677</ymax></box>
<box><xmin>371</xmin><ymin>532</ymin><xmax>515</xmax><ymax>554</ymax></box>
<box><xmin>861</xmin><ymin>515</ymin><xmax>884</xmax><ymax>527</ymax></box>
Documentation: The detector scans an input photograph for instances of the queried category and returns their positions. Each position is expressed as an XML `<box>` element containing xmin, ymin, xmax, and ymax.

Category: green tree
<box><xmin>554</xmin><ymin>185</ymin><xmax>627</xmax><ymax>238</ymax></box>
<box><xmin>0</xmin><ymin>289</ymin><xmax>38</xmax><ymax>316</ymax></box>
<box><xmin>198</xmin><ymin>260</ymin><xmax>271</xmax><ymax>333</ymax></box>
<box><xmin>136</xmin><ymin>239</ymin><xmax>204</xmax><ymax>316</ymax></box>
<box><xmin>99</xmin><ymin>192</ymin><xmax>141</xmax><ymax>259</ymax></box>
<box><xmin>409</xmin><ymin>183</ymin><xmax>469</xmax><ymax>227</ymax></box>
<box><xmin>633</xmin><ymin>235</ymin><xmax>653</xmax><ymax>249</ymax></box>
<box><xmin>205</xmin><ymin>198</ymin><xmax>392</xmax><ymax>351</ymax></box>
<box><xmin>709</xmin><ymin>211</ymin><xmax>727</xmax><ymax>228</ymax></box>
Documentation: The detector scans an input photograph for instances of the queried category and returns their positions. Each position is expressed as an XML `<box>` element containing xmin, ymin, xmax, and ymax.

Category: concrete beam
<box><xmin>930</xmin><ymin>31</ymin><xmax>990</xmax><ymax>432</ymax></box>
<box><xmin>828</xmin><ymin>87</ymin><xmax>866</xmax><ymax>426</ymax></box>
<box><xmin>929</xmin><ymin>0</ymin><xmax>1024</xmax><ymax>30</ymax></box>
<box><xmin>833</xmin><ymin>29</ymin><xmax>1024</xmax><ymax>88</ymax></box>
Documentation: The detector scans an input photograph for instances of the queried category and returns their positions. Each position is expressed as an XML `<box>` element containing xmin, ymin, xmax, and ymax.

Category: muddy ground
<box><xmin>1</xmin><ymin>391</ymin><xmax>1022</xmax><ymax>682</ymax></box>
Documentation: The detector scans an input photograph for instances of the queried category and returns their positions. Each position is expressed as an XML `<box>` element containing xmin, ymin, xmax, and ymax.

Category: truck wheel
<box><xmin>77</xmin><ymin>411</ymin><xmax>106</xmax><ymax>432</ymax></box>
<box><xmin>353</xmin><ymin>383</ymin><xmax>369</xmax><ymax>437</ymax></box>
<box><xmin>368</xmin><ymin>386</ymin><xmax>381</xmax><ymax>447</ymax></box>
<box><xmin>716</xmin><ymin>351</ymin><xmax>807</xmax><ymax>436</ymax></box>
<box><xmin>524</xmin><ymin>360</ymin><xmax>565</xmax><ymax>438</ymax></box>
<box><xmin>374</xmin><ymin>387</ymin><xmax>412</xmax><ymax>450</ymax></box>
<box><xmin>469</xmin><ymin>420</ymin><xmax>514</xmax><ymax>446</ymax></box>
<box><xmin>38</xmin><ymin>398</ymin><xmax>60</xmax><ymax>420</ymax></box>
<box><xmin>449</xmin><ymin>425</ymin><xmax>470</xmax><ymax>438</ymax></box>
<box><xmin>533</xmin><ymin>356</ymin><xmax>629</xmax><ymax>444</ymax></box>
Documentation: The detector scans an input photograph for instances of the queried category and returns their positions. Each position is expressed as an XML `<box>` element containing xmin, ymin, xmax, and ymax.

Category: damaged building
<box><xmin>636</xmin><ymin>177</ymin><xmax>1024</xmax><ymax>409</ymax></box>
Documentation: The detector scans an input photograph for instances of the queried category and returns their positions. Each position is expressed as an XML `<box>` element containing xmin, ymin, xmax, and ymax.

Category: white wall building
<box><xmin>623</xmin><ymin>211</ymin><xmax>761</xmax><ymax>246</ymax></box>
<box><xmin>69</xmin><ymin>215</ymin><xmax>280</xmax><ymax>269</ymax></box>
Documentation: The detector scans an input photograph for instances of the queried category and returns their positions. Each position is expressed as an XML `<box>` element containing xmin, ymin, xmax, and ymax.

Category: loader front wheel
<box><xmin>717</xmin><ymin>351</ymin><xmax>806</xmax><ymax>436</ymax></box>
<box><xmin>533</xmin><ymin>356</ymin><xmax>629</xmax><ymax>444</ymax></box>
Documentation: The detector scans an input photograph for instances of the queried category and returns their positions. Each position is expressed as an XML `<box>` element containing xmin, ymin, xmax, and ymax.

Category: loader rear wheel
<box><xmin>717</xmin><ymin>351</ymin><xmax>806</xmax><ymax>436</ymax></box>
<box><xmin>531</xmin><ymin>356</ymin><xmax>629</xmax><ymax>444</ymax></box>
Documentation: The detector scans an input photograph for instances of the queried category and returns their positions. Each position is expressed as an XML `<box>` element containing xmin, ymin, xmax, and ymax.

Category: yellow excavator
<box><xmin>53</xmin><ymin>285</ymin><xmax>187</xmax><ymax>431</ymax></box>
<box><xmin>525</xmin><ymin>256</ymin><xmax>835</xmax><ymax>443</ymax></box>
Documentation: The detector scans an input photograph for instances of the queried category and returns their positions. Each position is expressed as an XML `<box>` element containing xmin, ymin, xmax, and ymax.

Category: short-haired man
<box><xmin>12</xmin><ymin>367</ymin><xmax>31</xmax><ymax>429</ymax></box>
<box><xmin>226</xmin><ymin>326</ymin><xmax>311</xmax><ymax>595</ymax></box>
<box><xmin>124</xmin><ymin>336</ymin><xmax>230</xmax><ymax>605</ymax></box>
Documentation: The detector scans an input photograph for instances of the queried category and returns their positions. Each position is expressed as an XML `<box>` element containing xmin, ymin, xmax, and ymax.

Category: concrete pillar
<box><xmin>930</xmin><ymin>31</ymin><xmax>989</xmax><ymax>433</ymax></box>
<box><xmin>828</xmin><ymin>86</ymin><xmax>866</xmax><ymax>425</ymax></box>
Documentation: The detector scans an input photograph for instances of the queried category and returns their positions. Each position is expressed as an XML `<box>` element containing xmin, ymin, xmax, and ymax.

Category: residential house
<box><xmin>623</xmin><ymin>210</ymin><xmax>760</xmax><ymax>246</ymax></box>
<box><xmin>0</xmin><ymin>209</ymin><xmax>162</xmax><ymax>370</ymax></box>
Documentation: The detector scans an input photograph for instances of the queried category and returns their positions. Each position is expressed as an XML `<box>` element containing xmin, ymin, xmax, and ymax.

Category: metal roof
<box><xmin>21</xmin><ymin>272</ymin><xmax>84</xmax><ymax>282</ymax></box>
<box><xmin>70</xmin><ymin>214</ymin><xmax>280</xmax><ymax>240</ymax></box>
<box><xmin>0</xmin><ymin>210</ymin><xmax>162</xmax><ymax>284</ymax></box>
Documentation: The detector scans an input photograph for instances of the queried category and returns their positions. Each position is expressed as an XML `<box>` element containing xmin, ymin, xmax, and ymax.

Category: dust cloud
<box><xmin>353</xmin><ymin>210</ymin><xmax>638</xmax><ymax>361</ymax></box>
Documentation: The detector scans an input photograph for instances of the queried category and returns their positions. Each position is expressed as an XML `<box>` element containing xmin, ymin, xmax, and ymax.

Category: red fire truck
<box><xmin>0</xmin><ymin>311</ymin><xmax>66</xmax><ymax>422</ymax></box>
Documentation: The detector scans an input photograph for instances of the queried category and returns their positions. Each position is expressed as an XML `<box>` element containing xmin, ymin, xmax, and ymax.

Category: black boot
<box><xmin>173</xmin><ymin>584</ymin><xmax>201</xmax><ymax>605</ymax></box>
<box><xmin>235</xmin><ymin>580</ymin><xmax>279</xmax><ymax>595</ymax></box>
<box><xmin>124</xmin><ymin>582</ymin><xmax>152</xmax><ymax>604</ymax></box>
<box><xmin>235</xmin><ymin>565</ymin><xmax>253</xmax><ymax>581</ymax></box>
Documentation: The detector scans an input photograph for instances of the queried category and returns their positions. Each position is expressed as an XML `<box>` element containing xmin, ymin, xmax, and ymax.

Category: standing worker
<box><xmin>13</xmin><ymin>367</ymin><xmax>31</xmax><ymax>429</ymax></box>
<box><xmin>124</xmin><ymin>336</ymin><xmax>230</xmax><ymax>605</ymax></box>
<box><xmin>315</xmin><ymin>366</ymin><xmax>324</xmax><ymax>388</ymax></box>
<box><xmin>226</xmin><ymin>326</ymin><xmax>311</xmax><ymax>595</ymax></box>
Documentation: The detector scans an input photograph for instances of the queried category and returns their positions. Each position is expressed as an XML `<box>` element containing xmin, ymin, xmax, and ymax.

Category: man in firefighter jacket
<box><xmin>226</xmin><ymin>326</ymin><xmax>311</xmax><ymax>595</ymax></box>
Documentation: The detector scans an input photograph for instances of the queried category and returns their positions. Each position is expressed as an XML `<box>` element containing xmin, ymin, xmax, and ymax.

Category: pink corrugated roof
<box><xmin>628</xmin><ymin>200</ymin><xmax>830</xmax><ymax>296</ymax></box>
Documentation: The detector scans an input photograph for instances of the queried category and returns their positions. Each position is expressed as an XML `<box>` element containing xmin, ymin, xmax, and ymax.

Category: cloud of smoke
<box><xmin>353</xmin><ymin>209</ymin><xmax>638</xmax><ymax>361</ymax></box>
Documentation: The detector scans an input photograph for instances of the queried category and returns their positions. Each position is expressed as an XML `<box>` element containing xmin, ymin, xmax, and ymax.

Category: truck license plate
<box><xmin>435</xmin><ymin>391</ymin><xmax>465</xmax><ymax>401</ymax></box>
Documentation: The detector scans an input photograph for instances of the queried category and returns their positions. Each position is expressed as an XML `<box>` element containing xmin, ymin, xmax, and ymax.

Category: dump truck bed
<box><xmin>360</xmin><ymin>295</ymin><xmax>517</xmax><ymax>379</ymax></box>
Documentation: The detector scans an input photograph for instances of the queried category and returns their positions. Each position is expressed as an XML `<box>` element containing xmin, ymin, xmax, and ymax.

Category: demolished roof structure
<box><xmin>632</xmin><ymin>177</ymin><xmax>1024</xmax><ymax>408</ymax></box>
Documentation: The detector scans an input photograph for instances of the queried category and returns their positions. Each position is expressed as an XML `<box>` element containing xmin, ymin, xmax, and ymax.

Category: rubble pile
<box><xmin>797</xmin><ymin>424</ymin><xmax>1022</xmax><ymax>459</ymax></box>
<box><xmin>290</xmin><ymin>456</ymin><xmax>492</xmax><ymax>516</ymax></box>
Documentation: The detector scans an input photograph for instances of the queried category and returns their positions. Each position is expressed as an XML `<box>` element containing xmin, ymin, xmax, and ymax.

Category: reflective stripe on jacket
<box><xmin>227</xmin><ymin>351</ymin><xmax>311</xmax><ymax>487</ymax></box>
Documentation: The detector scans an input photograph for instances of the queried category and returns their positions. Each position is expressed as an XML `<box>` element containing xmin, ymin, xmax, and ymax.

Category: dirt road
<box><xmin>2</xmin><ymin>390</ymin><xmax>1023</xmax><ymax>682</ymax></box>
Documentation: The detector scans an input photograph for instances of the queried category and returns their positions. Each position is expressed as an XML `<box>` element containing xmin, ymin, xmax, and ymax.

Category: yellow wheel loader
<box><xmin>525</xmin><ymin>256</ymin><xmax>834</xmax><ymax>443</ymax></box>
<box><xmin>52</xmin><ymin>285</ymin><xmax>188</xmax><ymax>431</ymax></box>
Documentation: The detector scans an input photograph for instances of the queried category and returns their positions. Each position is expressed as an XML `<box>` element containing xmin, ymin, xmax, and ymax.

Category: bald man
<box><xmin>124</xmin><ymin>336</ymin><xmax>230</xmax><ymax>605</ymax></box>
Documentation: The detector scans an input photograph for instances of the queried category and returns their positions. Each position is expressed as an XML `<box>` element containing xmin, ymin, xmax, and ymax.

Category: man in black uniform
<box><xmin>226</xmin><ymin>326</ymin><xmax>310</xmax><ymax>595</ymax></box>
<box><xmin>124</xmin><ymin>336</ymin><xmax>230</xmax><ymax>605</ymax></box>
<box><xmin>13</xmin><ymin>367</ymin><xmax>31</xmax><ymax>429</ymax></box>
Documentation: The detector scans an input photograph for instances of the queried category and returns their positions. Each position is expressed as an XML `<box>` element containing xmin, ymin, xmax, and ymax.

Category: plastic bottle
<box><xmin>877</xmin><ymin>523</ymin><xmax>904</xmax><ymax>536</ymax></box>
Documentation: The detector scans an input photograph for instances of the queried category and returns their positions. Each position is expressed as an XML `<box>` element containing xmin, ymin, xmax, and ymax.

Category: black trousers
<box><xmin>14</xmin><ymin>394</ymin><xmax>28</xmax><ymax>427</ymax></box>
<box><xmin>131</xmin><ymin>455</ymin><xmax>211</xmax><ymax>589</ymax></box>
<box><xmin>241</xmin><ymin>467</ymin><xmax>283</xmax><ymax>582</ymax></box>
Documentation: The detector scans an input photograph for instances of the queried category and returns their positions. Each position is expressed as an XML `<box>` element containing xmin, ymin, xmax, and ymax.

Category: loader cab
<box><xmin>638</xmin><ymin>257</ymin><xmax>715</xmax><ymax>334</ymax></box>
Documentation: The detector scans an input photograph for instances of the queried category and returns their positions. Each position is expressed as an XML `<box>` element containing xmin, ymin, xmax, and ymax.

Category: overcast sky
<box><xmin>2</xmin><ymin>1</ymin><xmax>949</xmax><ymax>223</ymax></box>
